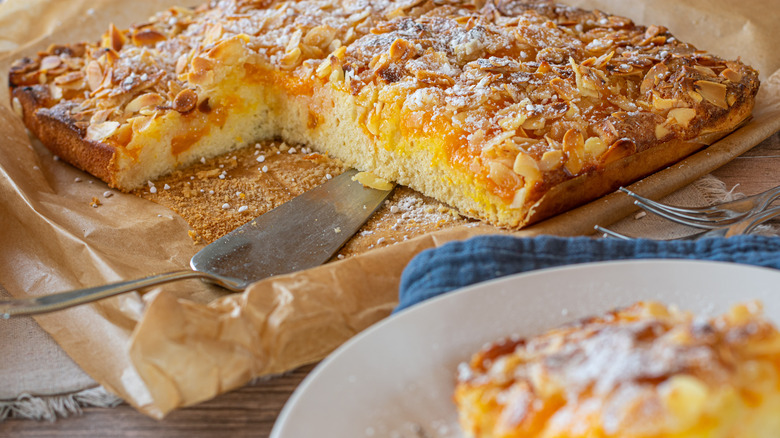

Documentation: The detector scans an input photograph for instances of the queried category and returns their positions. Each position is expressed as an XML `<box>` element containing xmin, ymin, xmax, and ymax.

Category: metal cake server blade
<box><xmin>1</xmin><ymin>169</ymin><xmax>393</xmax><ymax>317</ymax></box>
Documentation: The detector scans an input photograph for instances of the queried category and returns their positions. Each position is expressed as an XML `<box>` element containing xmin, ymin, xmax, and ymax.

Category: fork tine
<box><xmin>618</xmin><ymin>187</ymin><xmax>719</xmax><ymax>215</ymax></box>
<box><xmin>629</xmin><ymin>198</ymin><xmax>742</xmax><ymax>229</ymax></box>
<box><xmin>620</xmin><ymin>184</ymin><xmax>780</xmax><ymax>218</ymax></box>
<box><xmin>595</xmin><ymin>224</ymin><xmax>715</xmax><ymax>241</ymax></box>
<box><xmin>594</xmin><ymin>225</ymin><xmax>634</xmax><ymax>240</ymax></box>
<box><xmin>725</xmin><ymin>205</ymin><xmax>780</xmax><ymax>237</ymax></box>
<box><xmin>750</xmin><ymin>185</ymin><xmax>780</xmax><ymax>211</ymax></box>
<box><xmin>619</xmin><ymin>187</ymin><xmax>759</xmax><ymax>228</ymax></box>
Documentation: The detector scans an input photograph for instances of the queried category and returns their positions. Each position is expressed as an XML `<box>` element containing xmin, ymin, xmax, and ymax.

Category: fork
<box><xmin>595</xmin><ymin>204</ymin><xmax>780</xmax><ymax>240</ymax></box>
<box><xmin>619</xmin><ymin>184</ymin><xmax>780</xmax><ymax>229</ymax></box>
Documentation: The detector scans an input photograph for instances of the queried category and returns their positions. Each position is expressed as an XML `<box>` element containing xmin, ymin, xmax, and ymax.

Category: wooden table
<box><xmin>2</xmin><ymin>130</ymin><xmax>779</xmax><ymax>437</ymax></box>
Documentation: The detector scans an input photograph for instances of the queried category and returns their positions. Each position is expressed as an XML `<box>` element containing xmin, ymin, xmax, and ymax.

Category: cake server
<box><xmin>1</xmin><ymin>169</ymin><xmax>393</xmax><ymax>317</ymax></box>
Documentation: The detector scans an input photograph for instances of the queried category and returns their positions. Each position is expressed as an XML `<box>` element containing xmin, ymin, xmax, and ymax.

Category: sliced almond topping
<box><xmin>351</xmin><ymin>172</ymin><xmax>393</xmax><ymax>190</ymax></box>
<box><xmin>40</xmin><ymin>56</ymin><xmax>62</xmax><ymax>71</ymax></box>
<box><xmin>130</xmin><ymin>115</ymin><xmax>154</xmax><ymax>133</ymax></box>
<box><xmin>86</xmin><ymin>121</ymin><xmax>120</xmax><ymax>142</ymax></box>
<box><xmin>498</xmin><ymin>113</ymin><xmax>527</xmax><ymax>131</ymax></box>
<box><xmin>330</xmin><ymin>45</ymin><xmax>347</xmax><ymax>61</ymax></box>
<box><xmin>510</xmin><ymin>187</ymin><xmax>528</xmax><ymax>209</ymax></box>
<box><xmin>536</xmin><ymin>62</ymin><xmax>552</xmax><ymax>74</ymax></box>
<box><xmin>688</xmin><ymin>90</ymin><xmax>703</xmax><ymax>103</ymax></box>
<box><xmin>365</xmin><ymin>102</ymin><xmax>383</xmax><ymax>136</ymax></box>
<box><xmin>90</xmin><ymin>108</ymin><xmax>114</xmax><ymax>124</ymax></box>
<box><xmin>652</xmin><ymin>93</ymin><xmax>678</xmax><ymax>110</ymax></box>
<box><xmin>99</xmin><ymin>48</ymin><xmax>120</xmax><ymax>66</ymax></box>
<box><xmin>655</xmin><ymin>123</ymin><xmax>672</xmax><ymax>140</ymax></box>
<box><xmin>539</xmin><ymin>150</ymin><xmax>564</xmax><ymax>172</ymax></box>
<box><xmin>175</xmin><ymin>54</ymin><xmax>189</xmax><ymax>75</ymax></box>
<box><xmin>173</xmin><ymin>89</ymin><xmax>198</xmax><ymax>113</ymax></box>
<box><xmin>86</xmin><ymin>61</ymin><xmax>103</xmax><ymax>91</ymax></box>
<box><xmin>584</xmin><ymin>137</ymin><xmax>607</xmax><ymax>158</ymax></box>
<box><xmin>125</xmin><ymin>92</ymin><xmax>164</xmax><ymax>114</ymax></box>
<box><xmin>286</xmin><ymin>29</ymin><xmax>303</xmax><ymax>54</ymax></box>
<box><xmin>565</xmin><ymin>103</ymin><xmax>578</xmax><ymax>118</ymax></box>
<box><xmin>415</xmin><ymin>69</ymin><xmax>455</xmax><ymax>87</ymax></box>
<box><xmin>98</xmin><ymin>68</ymin><xmax>113</xmax><ymax>91</ymax></box>
<box><xmin>188</xmin><ymin>56</ymin><xmax>216</xmax><ymax>85</ymax></box>
<box><xmin>570</xmin><ymin>58</ymin><xmax>600</xmax><ymax>98</ymax></box>
<box><xmin>693</xmin><ymin>65</ymin><xmax>717</xmax><ymax>77</ymax></box>
<box><xmin>522</xmin><ymin>117</ymin><xmax>545</xmax><ymax>131</ymax></box>
<box><xmin>668</xmin><ymin>108</ymin><xmax>697</xmax><ymax>127</ymax></box>
<box><xmin>53</xmin><ymin>71</ymin><xmax>84</xmax><ymax>86</ymax></box>
<box><xmin>453</xmin><ymin>39</ymin><xmax>483</xmax><ymax>63</ymax></box>
<box><xmin>203</xmin><ymin>22</ymin><xmax>223</xmax><ymax>45</ymax></box>
<box><xmin>370</xmin><ymin>52</ymin><xmax>390</xmax><ymax>72</ymax></box>
<box><xmin>569</xmin><ymin>58</ymin><xmax>588</xmax><ymax>97</ymax></box>
<box><xmin>593</xmin><ymin>51</ymin><xmax>615</xmax><ymax>69</ymax></box>
<box><xmin>640</xmin><ymin>62</ymin><xmax>668</xmax><ymax>95</ymax></box>
<box><xmin>695</xmin><ymin>80</ymin><xmax>728</xmax><ymax>109</ymax></box>
<box><xmin>329</xmin><ymin>64</ymin><xmax>345</xmax><ymax>82</ymax></box>
<box><xmin>328</xmin><ymin>39</ymin><xmax>342</xmax><ymax>54</ymax></box>
<box><xmin>549</xmin><ymin>77</ymin><xmax>575</xmax><ymax>101</ymax></box>
<box><xmin>44</xmin><ymin>83</ymin><xmax>61</xmax><ymax>101</ymax></box>
<box><xmin>304</xmin><ymin>25</ymin><xmax>336</xmax><ymax>50</ymax></box>
<box><xmin>12</xmin><ymin>97</ymin><xmax>23</xmax><ymax>118</ymax></box>
<box><xmin>389</xmin><ymin>38</ymin><xmax>416</xmax><ymax>62</ymax></box>
<box><xmin>727</xmin><ymin>94</ymin><xmax>737</xmax><ymax>106</ymax></box>
<box><xmin>721</xmin><ymin>68</ymin><xmax>743</xmax><ymax>83</ymax></box>
<box><xmin>488</xmin><ymin>161</ymin><xmax>521</xmax><ymax>188</ymax></box>
<box><xmin>316</xmin><ymin>58</ymin><xmax>332</xmax><ymax>78</ymax></box>
<box><xmin>191</xmin><ymin>56</ymin><xmax>215</xmax><ymax>72</ymax></box>
<box><xmin>562</xmin><ymin>129</ymin><xmax>585</xmax><ymax>175</ymax></box>
<box><xmin>112</xmin><ymin>123</ymin><xmax>133</xmax><ymax>146</ymax></box>
<box><xmin>601</xmin><ymin>139</ymin><xmax>636</xmax><ymax>166</ymax></box>
<box><xmin>483</xmin><ymin>132</ymin><xmax>515</xmax><ymax>151</ymax></box>
<box><xmin>208</xmin><ymin>36</ymin><xmax>247</xmax><ymax>64</ymax></box>
<box><xmin>109</xmin><ymin>23</ymin><xmax>126</xmax><ymax>51</ymax></box>
<box><xmin>384</xmin><ymin>7</ymin><xmax>406</xmax><ymax>20</ymax></box>
<box><xmin>132</xmin><ymin>29</ymin><xmax>167</xmax><ymax>47</ymax></box>
<box><xmin>512</xmin><ymin>153</ymin><xmax>541</xmax><ymax>185</ymax></box>
<box><xmin>280</xmin><ymin>47</ymin><xmax>302</xmax><ymax>70</ymax></box>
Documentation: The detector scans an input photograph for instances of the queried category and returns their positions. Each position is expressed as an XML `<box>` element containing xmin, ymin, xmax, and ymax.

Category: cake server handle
<box><xmin>0</xmin><ymin>270</ymin><xmax>244</xmax><ymax>318</ymax></box>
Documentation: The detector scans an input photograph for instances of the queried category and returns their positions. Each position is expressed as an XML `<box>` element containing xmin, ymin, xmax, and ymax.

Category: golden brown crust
<box><xmin>523</xmin><ymin>98</ymin><xmax>754</xmax><ymax>225</ymax></box>
<box><xmin>7</xmin><ymin>0</ymin><xmax>761</xmax><ymax>228</ymax></box>
<box><xmin>12</xmin><ymin>85</ymin><xmax>118</xmax><ymax>185</ymax></box>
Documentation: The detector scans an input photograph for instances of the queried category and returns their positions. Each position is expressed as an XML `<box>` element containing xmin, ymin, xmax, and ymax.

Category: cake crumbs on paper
<box><xmin>134</xmin><ymin>139</ymin><xmax>345</xmax><ymax>243</ymax></box>
<box><xmin>335</xmin><ymin>187</ymin><xmax>473</xmax><ymax>257</ymax></box>
<box><xmin>90</xmin><ymin>197</ymin><xmax>101</xmax><ymax>208</ymax></box>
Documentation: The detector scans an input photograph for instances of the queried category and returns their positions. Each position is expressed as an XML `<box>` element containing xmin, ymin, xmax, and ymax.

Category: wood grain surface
<box><xmin>2</xmin><ymin>130</ymin><xmax>779</xmax><ymax>437</ymax></box>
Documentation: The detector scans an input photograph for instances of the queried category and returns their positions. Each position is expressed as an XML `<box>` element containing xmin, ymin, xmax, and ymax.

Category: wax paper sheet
<box><xmin>0</xmin><ymin>0</ymin><xmax>778</xmax><ymax>418</ymax></box>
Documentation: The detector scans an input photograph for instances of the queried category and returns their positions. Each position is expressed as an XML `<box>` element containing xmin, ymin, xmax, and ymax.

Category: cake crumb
<box><xmin>188</xmin><ymin>230</ymin><xmax>203</xmax><ymax>244</ymax></box>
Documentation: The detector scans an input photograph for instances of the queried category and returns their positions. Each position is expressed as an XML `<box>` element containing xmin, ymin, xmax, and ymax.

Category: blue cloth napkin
<box><xmin>396</xmin><ymin>235</ymin><xmax>780</xmax><ymax>313</ymax></box>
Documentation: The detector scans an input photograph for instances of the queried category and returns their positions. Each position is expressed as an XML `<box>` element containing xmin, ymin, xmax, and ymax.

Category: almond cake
<box><xmin>8</xmin><ymin>0</ymin><xmax>760</xmax><ymax>227</ymax></box>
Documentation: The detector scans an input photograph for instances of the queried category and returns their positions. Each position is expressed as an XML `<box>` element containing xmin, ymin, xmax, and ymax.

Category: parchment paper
<box><xmin>1</xmin><ymin>0</ymin><xmax>779</xmax><ymax>418</ymax></box>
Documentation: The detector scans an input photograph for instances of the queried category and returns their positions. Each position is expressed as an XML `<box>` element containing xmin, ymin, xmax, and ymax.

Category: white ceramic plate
<box><xmin>270</xmin><ymin>260</ymin><xmax>780</xmax><ymax>438</ymax></box>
